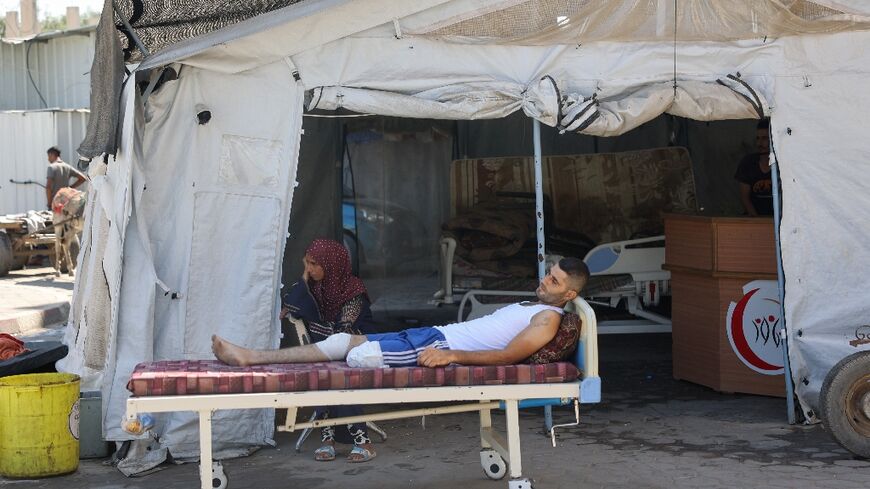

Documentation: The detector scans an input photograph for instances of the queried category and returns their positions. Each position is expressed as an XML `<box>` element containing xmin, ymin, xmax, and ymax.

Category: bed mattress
<box><xmin>127</xmin><ymin>360</ymin><xmax>580</xmax><ymax>396</ymax></box>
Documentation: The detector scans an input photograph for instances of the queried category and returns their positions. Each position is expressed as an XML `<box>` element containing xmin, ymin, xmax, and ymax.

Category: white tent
<box><xmin>61</xmin><ymin>0</ymin><xmax>870</xmax><ymax>463</ymax></box>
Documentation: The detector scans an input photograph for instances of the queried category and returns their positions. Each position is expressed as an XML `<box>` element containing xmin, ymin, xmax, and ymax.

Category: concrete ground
<box><xmin>8</xmin><ymin>335</ymin><xmax>869</xmax><ymax>489</ymax></box>
<box><xmin>0</xmin><ymin>266</ymin><xmax>74</xmax><ymax>335</ymax></box>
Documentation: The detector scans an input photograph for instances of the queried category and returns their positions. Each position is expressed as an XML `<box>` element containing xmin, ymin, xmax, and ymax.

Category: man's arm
<box><xmin>739</xmin><ymin>183</ymin><xmax>758</xmax><ymax>216</ymax></box>
<box><xmin>45</xmin><ymin>180</ymin><xmax>53</xmax><ymax>208</ymax></box>
<box><xmin>70</xmin><ymin>166</ymin><xmax>87</xmax><ymax>189</ymax></box>
<box><xmin>70</xmin><ymin>174</ymin><xmax>86</xmax><ymax>189</ymax></box>
<box><xmin>418</xmin><ymin>310</ymin><xmax>561</xmax><ymax>367</ymax></box>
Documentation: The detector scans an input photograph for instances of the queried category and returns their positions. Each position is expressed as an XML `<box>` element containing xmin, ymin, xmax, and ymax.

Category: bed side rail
<box><xmin>583</xmin><ymin>235</ymin><xmax>665</xmax><ymax>276</ymax></box>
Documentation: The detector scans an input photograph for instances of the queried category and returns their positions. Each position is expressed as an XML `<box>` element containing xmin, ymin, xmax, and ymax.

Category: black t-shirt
<box><xmin>734</xmin><ymin>154</ymin><xmax>774</xmax><ymax>216</ymax></box>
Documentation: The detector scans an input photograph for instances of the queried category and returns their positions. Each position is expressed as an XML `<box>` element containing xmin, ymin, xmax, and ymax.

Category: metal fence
<box><xmin>0</xmin><ymin>26</ymin><xmax>96</xmax><ymax>111</ymax></box>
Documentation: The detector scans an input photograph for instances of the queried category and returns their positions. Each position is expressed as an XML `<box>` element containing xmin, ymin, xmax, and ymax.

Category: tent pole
<box><xmin>113</xmin><ymin>1</ymin><xmax>150</xmax><ymax>57</ymax></box>
<box><xmin>532</xmin><ymin>118</ymin><xmax>553</xmax><ymax>430</ymax></box>
<box><xmin>533</xmin><ymin>119</ymin><xmax>546</xmax><ymax>281</ymax></box>
<box><xmin>771</xmin><ymin>142</ymin><xmax>796</xmax><ymax>425</ymax></box>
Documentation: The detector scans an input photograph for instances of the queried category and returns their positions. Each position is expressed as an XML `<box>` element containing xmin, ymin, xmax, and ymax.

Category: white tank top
<box><xmin>435</xmin><ymin>302</ymin><xmax>564</xmax><ymax>351</ymax></box>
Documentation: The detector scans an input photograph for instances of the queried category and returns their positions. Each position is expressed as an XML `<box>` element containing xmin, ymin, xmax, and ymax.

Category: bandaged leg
<box><xmin>346</xmin><ymin>341</ymin><xmax>386</xmax><ymax>368</ymax></box>
<box><xmin>315</xmin><ymin>333</ymin><xmax>354</xmax><ymax>360</ymax></box>
<box><xmin>212</xmin><ymin>334</ymin><xmax>365</xmax><ymax>367</ymax></box>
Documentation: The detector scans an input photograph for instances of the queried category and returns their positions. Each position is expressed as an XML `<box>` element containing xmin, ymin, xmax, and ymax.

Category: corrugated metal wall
<box><xmin>0</xmin><ymin>28</ymin><xmax>95</xmax><ymax>110</ymax></box>
<box><xmin>0</xmin><ymin>109</ymin><xmax>90</xmax><ymax>214</ymax></box>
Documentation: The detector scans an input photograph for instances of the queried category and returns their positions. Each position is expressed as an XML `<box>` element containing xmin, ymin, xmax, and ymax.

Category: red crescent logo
<box><xmin>730</xmin><ymin>288</ymin><xmax>780</xmax><ymax>371</ymax></box>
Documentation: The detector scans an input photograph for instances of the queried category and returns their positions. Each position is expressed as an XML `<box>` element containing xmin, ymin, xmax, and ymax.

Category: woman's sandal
<box><xmin>347</xmin><ymin>445</ymin><xmax>376</xmax><ymax>463</ymax></box>
<box><xmin>314</xmin><ymin>444</ymin><xmax>336</xmax><ymax>462</ymax></box>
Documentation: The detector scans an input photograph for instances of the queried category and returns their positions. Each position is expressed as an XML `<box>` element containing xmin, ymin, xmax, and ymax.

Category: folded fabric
<box><xmin>0</xmin><ymin>333</ymin><xmax>28</xmax><ymax>361</ymax></box>
<box><xmin>443</xmin><ymin>204</ymin><xmax>534</xmax><ymax>262</ymax></box>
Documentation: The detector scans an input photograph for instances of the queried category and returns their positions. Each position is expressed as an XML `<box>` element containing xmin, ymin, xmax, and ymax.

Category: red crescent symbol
<box><xmin>731</xmin><ymin>288</ymin><xmax>780</xmax><ymax>371</ymax></box>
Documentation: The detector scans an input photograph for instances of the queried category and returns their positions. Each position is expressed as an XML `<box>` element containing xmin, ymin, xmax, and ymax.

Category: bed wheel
<box><xmin>508</xmin><ymin>478</ymin><xmax>533</xmax><ymax>489</ymax></box>
<box><xmin>212</xmin><ymin>462</ymin><xmax>228</xmax><ymax>489</ymax></box>
<box><xmin>820</xmin><ymin>351</ymin><xmax>870</xmax><ymax>458</ymax></box>
<box><xmin>480</xmin><ymin>449</ymin><xmax>507</xmax><ymax>480</ymax></box>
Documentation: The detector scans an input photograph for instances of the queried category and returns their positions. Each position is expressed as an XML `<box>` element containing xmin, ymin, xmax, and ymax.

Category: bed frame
<box><xmin>126</xmin><ymin>297</ymin><xmax>601</xmax><ymax>489</ymax></box>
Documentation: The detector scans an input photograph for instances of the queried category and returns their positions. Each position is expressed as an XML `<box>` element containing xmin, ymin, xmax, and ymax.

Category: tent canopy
<box><xmin>120</xmin><ymin>0</ymin><xmax>870</xmax><ymax>66</ymax></box>
<box><xmin>80</xmin><ymin>0</ymin><xmax>870</xmax><ymax>157</ymax></box>
<box><xmin>66</xmin><ymin>0</ymin><xmax>870</xmax><ymax>464</ymax></box>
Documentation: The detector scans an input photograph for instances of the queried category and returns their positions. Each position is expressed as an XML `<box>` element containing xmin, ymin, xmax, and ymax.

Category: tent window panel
<box><xmin>218</xmin><ymin>134</ymin><xmax>283</xmax><ymax>188</ymax></box>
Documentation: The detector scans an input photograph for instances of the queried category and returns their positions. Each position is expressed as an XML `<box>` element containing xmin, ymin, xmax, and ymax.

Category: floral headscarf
<box><xmin>305</xmin><ymin>239</ymin><xmax>368</xmax><ymax>321</ymax></box>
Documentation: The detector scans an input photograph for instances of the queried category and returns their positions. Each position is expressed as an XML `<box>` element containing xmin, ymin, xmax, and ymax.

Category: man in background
<box><xmin>734</xmin><ymin>120</ymin><xmax>773</xmax><ymax>216</ymax></box>
<box><xmin>45</xmin><ymin>146</ymin><xmax>86</xmax><ymax>210</ymax></box>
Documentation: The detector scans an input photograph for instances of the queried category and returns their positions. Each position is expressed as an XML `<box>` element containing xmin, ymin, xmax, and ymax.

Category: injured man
<box><xmin>213</xmin><ymin>258</ymin><xmax>589</xmax><ymax>369</ymax></box>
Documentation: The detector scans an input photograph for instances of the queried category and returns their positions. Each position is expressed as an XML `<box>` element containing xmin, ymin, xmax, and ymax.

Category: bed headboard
<box><xmin>566</xmin><ymin>297</ymin><xmax>599</xmax><ymax>378</ymax></box>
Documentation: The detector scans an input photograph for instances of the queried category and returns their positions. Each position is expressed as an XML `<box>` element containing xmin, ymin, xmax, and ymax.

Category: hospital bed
<box><xmin>125</xmin><ymin>297</ymin><xmax>600</xmax><ymax>489</ymax></box>
<box><xmin>438</xmin><ymin>235</ymin><xmax>671</xmax><ymax>334</ymax></box>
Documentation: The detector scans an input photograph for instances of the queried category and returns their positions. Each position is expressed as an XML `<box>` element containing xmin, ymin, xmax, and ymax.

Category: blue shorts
<box><xmin>365</xmin><ymin>327</ymin><xmax>449</xmax><ymax>367</ymax></box>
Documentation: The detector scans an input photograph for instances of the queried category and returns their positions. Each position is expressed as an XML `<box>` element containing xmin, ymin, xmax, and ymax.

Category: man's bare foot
<box><xmin>211</xmin><ymin>335</ymin><xmax>252</xmax><ymax>366</ymax></box>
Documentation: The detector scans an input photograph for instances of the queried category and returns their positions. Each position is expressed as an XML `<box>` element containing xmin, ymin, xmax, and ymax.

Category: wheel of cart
<box><xmin>0</xmin><ymin>231</ymin><xmax>13</xmax><ymax>276</ymax></box>
<box><xmin>0</xmin><ymin>215</ymin><xmax>57</xmax><ymax>276</ymax></box>
<box><xmin>820</xmin><ymin>350</ymin><xmax>870</xmax><ymax>458</ymax></box>
<box><xmin>0</xmin><ymin>230</ymin><xmax>30</xmax><ymax>275</ymax></box>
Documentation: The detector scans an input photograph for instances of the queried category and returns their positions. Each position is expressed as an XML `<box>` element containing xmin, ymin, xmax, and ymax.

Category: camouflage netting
<box><xmin>111</xmin><ymin>0</ymin><xmax>304</xmax><ymax>62</ymax></box>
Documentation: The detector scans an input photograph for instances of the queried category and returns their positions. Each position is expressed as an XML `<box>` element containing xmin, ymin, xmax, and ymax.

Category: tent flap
<box><xmin>775</xmin><ymin>72</ymin><xmax>870</xmax><ymax>419</ymax></box>
<box><xmin>559</xmin><ymin>80</ymin><xmax>766</xmax><ymax>137</ymax></box>
<box><xmin>309</xmin><ymin>76</ymin><xmax>560</xmax><ymax>126</ymax></box>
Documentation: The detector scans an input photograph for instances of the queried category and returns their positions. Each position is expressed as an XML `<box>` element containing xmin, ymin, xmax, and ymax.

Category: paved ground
<box><xmin>7</xmin><ymin>335</ymin><xmax>869</xmax><ymax>489</ymax></box>
<box><xmin>0</xmin><ymin>266</ymin><xmax>74</xmax><ymax>334</ymax></box>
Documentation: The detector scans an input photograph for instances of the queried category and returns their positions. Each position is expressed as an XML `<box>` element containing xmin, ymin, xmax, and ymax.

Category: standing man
<box><xmin>45</xmin><ymin>147</ymin><xmax>86</xmax><ymax>210</ymax></box>
<box><xmin>734</xmin><ymin>120</ymin><xmax>773</xmax><ymax>217</ymax></box>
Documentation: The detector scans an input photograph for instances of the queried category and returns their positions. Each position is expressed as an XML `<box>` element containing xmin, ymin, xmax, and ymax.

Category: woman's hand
<box><xmin>302</xmin><ymin>257</ymin><xmax>310</xmax><ymax>283</ymax></box>
<box><xmin>279</xmin><ymin>306</ymin><xmax>290</xmax><ymax>319</ymax></box>
<box><xmin>417</xmin><ymin>348</ymin><xmax>455</xmax><ymax>368</ymax></box>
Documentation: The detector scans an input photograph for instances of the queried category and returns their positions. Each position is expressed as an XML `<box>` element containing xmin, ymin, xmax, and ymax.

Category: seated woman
<box><xmin>280</xmin><ymin>239</ymin><xmax>378</xmax><ymax>463</ymax></box>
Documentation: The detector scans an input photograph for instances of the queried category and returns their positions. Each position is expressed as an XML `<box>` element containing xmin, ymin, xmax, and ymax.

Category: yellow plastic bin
<box><xmin>0</xmin><ymin>373</ymin><xmax>81</xmax><ymax>478</ymax></box>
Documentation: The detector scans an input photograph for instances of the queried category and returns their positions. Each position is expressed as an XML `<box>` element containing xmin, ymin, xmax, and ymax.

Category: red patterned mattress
<box><xmin>127</xmin><ymin>360</ymin><xmax>580</xmax><ymax>397</ymax></box>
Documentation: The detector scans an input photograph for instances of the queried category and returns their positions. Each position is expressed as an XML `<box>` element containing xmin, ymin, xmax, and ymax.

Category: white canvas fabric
<box><xmin>136</xmin><ymin>0</ymin><xmax>870</xmax><ymax>72</ymax></box>
<box><xmin>560</xmin><ymin>80</ymin><xmax>766</xmax><ymax>137</ymax></box>
<box><xmin>773</xmin><ymin>72</ymin><xmax>870</xmax><ymax>420</ymax></box>
<box><xmin>62</xmin><ymin>59</ymin><xmax>305</xmax><ymax>459</ymax></box>
<box><xmin>64</xmin><ymin>1</ymin><xmax>870</xmax><ymax>456</ymax></box>
<box><xmin>310</xmin><ymin>77</ymin><xmax>561</xmax><ymax>126</ymax></box>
